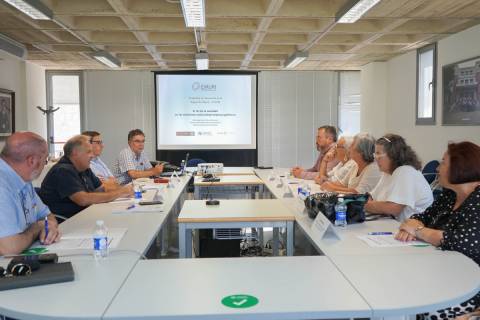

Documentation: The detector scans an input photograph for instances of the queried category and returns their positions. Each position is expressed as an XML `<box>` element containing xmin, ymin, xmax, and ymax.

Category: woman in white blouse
<box><xmin>314</xmin><ymin>136</ymin><xmax>357</xmax><ymax>186</ymax></box>
<box><xmin>321</xmin><ymin>133</ymin><xmax>381</xmax><ymax>194</ymax></box>
<box><xmin>364</xmin><ymin>134</ymin><xmax>433</xmax><ymax>222</ymax></box>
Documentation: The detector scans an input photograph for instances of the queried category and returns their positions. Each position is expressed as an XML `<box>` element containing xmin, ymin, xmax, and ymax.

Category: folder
<box><xmin>0</xmin><ymin>262</ymin><xmax>74</xmax><ymax>291</ymax></box>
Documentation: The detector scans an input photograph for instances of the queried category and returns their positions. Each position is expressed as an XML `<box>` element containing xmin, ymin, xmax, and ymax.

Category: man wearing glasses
<box><xmin>82</xmin><ymin>130</ymin><xmax>118</xmax><ymax>191</ymax></box>
<box><xmin>0</xmin><ymin>132</ymin><xmax>61</xmax><ymax>255</ymax></box>
<box><xmin>113</xmin><ymin>129</ymin><xmax>164</xmax><ymax>185</ymax></box>
<box><xmin>39</xmin><ymin>135</ymin><xmax>133</xmax><ymax>219</ymax></box>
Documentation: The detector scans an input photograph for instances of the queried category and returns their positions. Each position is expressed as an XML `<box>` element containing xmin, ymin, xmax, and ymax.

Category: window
<box><xmin>416</xmin><ymin>43</ymin><xmax>437</xmax><ymax>125</ymax></box>
<box><xmin>46</xmin><ymin>71</ymin><xmax>83</xmax><ymax>156</ymax></box>
<box><xmin>338</xmin><ymin>71</ymin><xmax>360</xmax><ymax>136</ymax></box>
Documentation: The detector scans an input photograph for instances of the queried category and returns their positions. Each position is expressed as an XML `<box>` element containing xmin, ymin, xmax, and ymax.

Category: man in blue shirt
<box><xmin>113</xmin><ymin>129</ymin><xmax>164</xmax><ymax>185</ymax></box>
<box><xmin>0</xmin><ymin>132</ymin><xmax>61</xmax><ymax>255</ymax></box>
<box><xmin>82</xmin><ymin>130</ymin><xmax>118</xmax><ymax>191</ymax></box>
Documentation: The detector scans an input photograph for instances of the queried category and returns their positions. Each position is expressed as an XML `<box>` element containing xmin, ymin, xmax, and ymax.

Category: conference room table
<box><xmin>178</xmin><ymin>199</ymin><xmax>295</xmax><ymax>258</ymax></box>
<box><xmin>193</xmin><ymin>174</ymin><xmax>265</xmax><ymax>200</ymax></box>
<box><xmin>0</xmin><ymin>168</ymin><xmax>479</xmax><ymax>320</ymax></box>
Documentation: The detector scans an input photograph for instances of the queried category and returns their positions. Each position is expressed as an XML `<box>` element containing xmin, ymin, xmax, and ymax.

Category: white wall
<box><xmin>0</xmin><ymin>51</ymin><xmax>26</xmax><ymax>150</ymax></box>
<box><xmin>360</xmin><ymin>62</ymin><xmax>387</xmax><ymax>139</ymax></box>
<box><xmin>83</xmin><ymin>71</ymin><xmax>155</xmax><ymax>168</ymax></box>
<box><xmin>361</xmin><ymin>24</ymin><xmax>480</xmax><ymax>163</ymax></box>
<box><xmin>26</xmin><ymin>62</ymin><xmax>46</xmax><ymax>137</ymax></box>
<box><xmin>258</xmin><ymin>71</ymin><xmax>338</xmax><ymax>168</ymax></box>
<box><xmin>0</xmin><ymin>52</ymin><xmax>45</xmax><ymax>149</ymax></box>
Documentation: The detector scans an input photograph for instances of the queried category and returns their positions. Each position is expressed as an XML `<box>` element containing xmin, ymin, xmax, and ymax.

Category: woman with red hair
<box><xmin>396</xmin><ymin>141</ymin><xmax>480</xmax><ymax>319</ymax></box>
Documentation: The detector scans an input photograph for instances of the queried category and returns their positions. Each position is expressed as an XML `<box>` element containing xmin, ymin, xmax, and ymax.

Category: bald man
<box><xmin>0</xmin><ymin>132</ymin><xmax>61</xmax><ymax>255</ymax></box>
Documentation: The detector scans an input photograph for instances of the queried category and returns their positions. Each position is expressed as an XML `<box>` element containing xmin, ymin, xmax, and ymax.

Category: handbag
<box><xmin>304</xmin><ymin>192</ymin><xmax>368</xmax><ymax>224</ymax></box>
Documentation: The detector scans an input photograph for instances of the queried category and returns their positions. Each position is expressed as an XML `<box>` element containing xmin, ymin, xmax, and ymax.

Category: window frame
<box><xmin>415</xmin><ymin>43</ymin><xmax>437</xmax><ymax>125</ymax></box>
<box><xmin>45</xmin><ymin>70</ymin><xmax>85</xmax><ymax>154</ymax></box>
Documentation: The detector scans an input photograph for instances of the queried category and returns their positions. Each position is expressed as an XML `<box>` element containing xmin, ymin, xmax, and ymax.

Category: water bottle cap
<box><xmin>96</xmin><ymin>220</ymin><xmax>104</xmax><ymax>226</ymax></box>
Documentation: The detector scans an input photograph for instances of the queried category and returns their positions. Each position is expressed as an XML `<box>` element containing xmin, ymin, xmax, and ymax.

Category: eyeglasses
<box><xmin>373</xmin><ymin>152</ymin><xmax>387</xmax><ymax>159</ymax></box>
<box><xmin>132</xmin><ymin>140</ymin><xmax>145</xmax><ymax>144</ymax></box>
<box><xmin>91</xmin><ymin>140</ymin><xmax>103</xmax><ymax>145</ymax></box>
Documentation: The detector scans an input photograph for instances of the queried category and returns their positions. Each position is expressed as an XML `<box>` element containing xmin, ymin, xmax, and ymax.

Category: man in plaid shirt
<box><xmin>113</xmin><ymin>129</ymin><xmax>164</xmax><ymax>185</ymax></box>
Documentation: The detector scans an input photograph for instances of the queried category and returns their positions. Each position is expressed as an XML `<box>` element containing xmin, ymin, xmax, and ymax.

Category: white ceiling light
<box><xmin>91</xmin><ymin>51</ymin><xmax>121</xmax><ymax>68</ymax></box>
<box><xmin>336</xmin><ymin>0</ymin><xmax>381</xmax><ymax>23</ymax></box>
<box><xmin>3</xmin><ymin>0</ymin><xmax>53</xmax><ymax>20</ymax></box>
<box><xmin>195</xmin><ymin>52</ymin><xmax>208</xmax><ymax>70</ymax></box>
<box><xmin>284</xmin><ymin>51</ymin><xmax>308</xmax><ymax>69</ymax></box>
<box><xmin>0</xmin><ymin>33</ymin><xmax>27</xmax><ymax>59</ymax></box>
<box><xmin>180</xmin><ymin>0</ymin><xmax>205</xmax><ymax>28</ymax></box>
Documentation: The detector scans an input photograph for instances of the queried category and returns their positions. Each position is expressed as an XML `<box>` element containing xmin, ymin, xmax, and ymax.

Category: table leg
<box><xmin>286</xmin><ymin>221</ymin><xmax>294</xmax><ymax>256</ymax></box>
<box><xmin>179</xmin><ymin>223</ymin><xmax>187</xmax><ymax>258</ymax></box>
<box><xmin>272</xmin><ymin>227</ymin><xmax>279</xmax><ymax>256</ymax></box>
<box><xmin>194</xmin><ymin>186</ymin><xmax>200</xmax><ymax>200</ymax></box>
<box><xmin>258</xmin><ymin>228</ymin><xmax>264</xmax><ymax>250</ymax></box>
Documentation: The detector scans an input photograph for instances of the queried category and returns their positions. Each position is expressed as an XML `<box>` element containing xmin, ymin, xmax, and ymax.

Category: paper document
<box><xmin>45</xmin><ymin>228</ymin><xmax>127</xmax><ymax>250</ymax></box>
<box><xmin>111</xmin><ymin>204</ymin><xmax>164</xmax><ymax>214</ymax></box>
<box><xmin>357</xmin><ymin>234</ymin><xmax>430</xmax><ymax>248</ymax></box>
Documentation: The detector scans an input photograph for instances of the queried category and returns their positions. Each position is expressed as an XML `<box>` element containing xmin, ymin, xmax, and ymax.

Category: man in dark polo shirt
<box><xmin>40</xmin><ymin>135</ymin><xmax>133</xmax><ymax>219</ymax></box>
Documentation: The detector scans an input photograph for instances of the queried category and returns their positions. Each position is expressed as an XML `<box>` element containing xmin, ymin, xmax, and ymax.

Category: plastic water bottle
<box><xmin>93</xmin><ymin>220</ymin><xmax>108</xmax><ymax>260</ymax></box>
<box><xmin>180</xmin><ymin>160</ymin><xmax>186</xmax><ymax>173</ymax></box>
<box><xmin>335</xmin><ymin>197</ymin><xmax>347</xmax><ymax>228</ymax></box>
<box><xmin>133</xmin><ymin>182</ymin><xmax>142</xmax><ymax>203</ymax></box>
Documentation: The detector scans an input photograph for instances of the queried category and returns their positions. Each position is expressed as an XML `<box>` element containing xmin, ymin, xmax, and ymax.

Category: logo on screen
<box><xmin>192</xmin><ymin>82</ymin><xmax>216</xmax><ymax>91</ymax></box>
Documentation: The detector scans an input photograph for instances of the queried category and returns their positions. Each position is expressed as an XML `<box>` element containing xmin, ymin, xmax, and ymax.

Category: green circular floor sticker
<box><xmin>221</xmin><ymin>294</ymin><xmax>259</xmax><ymax>308</ymax></box>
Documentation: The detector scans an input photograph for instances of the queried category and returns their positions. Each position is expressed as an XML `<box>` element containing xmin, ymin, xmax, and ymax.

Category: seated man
<box><xmin>113</xmin><ymin>129</ymin><xmax>164</xmax><ymax>185</ymax></box>
<box><xmin>0</xmin><ymin>132</ymin><xmax>61</xmax><ymax>255</ymax></box>
<box><xmin>291</xmin><ymin>125</ymin><xmax>339</xmax><ymax>180</ymax></box>
<box><xmin>82</xmin><ymin>130</ymin><xmax>118</xmax><ymax>191</ymax></box>
<box><xmin>40</xmin><ymin>135</ymin><xmax>133</xmax><ymax>219</ymax></box>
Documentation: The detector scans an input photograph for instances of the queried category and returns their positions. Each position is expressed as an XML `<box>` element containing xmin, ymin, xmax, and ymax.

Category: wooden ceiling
<box><xmin>0</xmin><ymin>0</ymin><xmax>479</xmax><ymax>70</ymax></box>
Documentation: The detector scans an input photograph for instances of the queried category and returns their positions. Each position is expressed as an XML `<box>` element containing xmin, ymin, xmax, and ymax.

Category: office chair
<box><xmin>422</xmin><ymin>160</ymin><xmax>439</xmax><ymax>185</ymax></box>
<box><xmin>187</xmin><ymin>158</ymin><xmax>206</xmax><ymax>167</ymax></box>
<box><xmin>422</xmin><ymin>160</ymin><xmax>442</xmax><ymax>199</ymax></box>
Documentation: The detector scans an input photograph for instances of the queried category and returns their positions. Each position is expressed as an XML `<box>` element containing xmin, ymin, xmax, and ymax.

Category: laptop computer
<box><xmin>159</xmin><ymin>153</ymin><xmax>189</xmax><ymax>177</ymax></box>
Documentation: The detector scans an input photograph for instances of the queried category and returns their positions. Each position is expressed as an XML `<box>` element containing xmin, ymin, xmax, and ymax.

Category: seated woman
<box><xmin>321</xmin><ymin>133</ymin><xmax>381</xmax><ymax>194</ymax></box>
<box><xmin>314</xmin><ymin>136</ymin><xmax>357</xmax><ymax>186</ymax></box>
<box><xmin>364</xmin><ymin>134</ymin><xmax>433</xmax><ymax>221</ymax></box>
<box><xmin>396</xmin><ymin>141</ymin><xmax>480</xmax><ymax>319</ymax></box>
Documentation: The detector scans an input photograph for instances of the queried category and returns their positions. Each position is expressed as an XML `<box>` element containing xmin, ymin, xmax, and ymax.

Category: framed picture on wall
<box><xmin>442</xmin><ymin>56</ymin><xmax>480</xmax><ymax>125</ymax></box>
<box><xmin>0</xmin><ymin>89</ymin><xmax>15</xmax><ymax>136</ymax></box>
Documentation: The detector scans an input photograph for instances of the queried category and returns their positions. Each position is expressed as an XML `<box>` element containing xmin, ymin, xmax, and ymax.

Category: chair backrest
<box><xmin>422</xmin><ymin>160</ymin><xmax>440</xmax><ymax>184</ymax></box>
<box><xmin>187</xmin><ymin>158</ymin><xmax>206</xmax><ymax>167</ymax></box>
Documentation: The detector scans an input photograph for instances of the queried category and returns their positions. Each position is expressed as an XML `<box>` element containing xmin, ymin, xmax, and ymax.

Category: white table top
<box><xmin>0</xmin><ymin>255</ymin><xmax>138</xmax><ymax>320</ymax></box>
<box><xmin>178</xmin><ymin>199</ymin><xmax>295</xmax><ymax>223</ymax></box>
<box><xmin>103</xmin><ymin>256</ymin><xmax>372</xmax><ymax>320</ymax></box>
<box><xmin>193</xmin><ymin>174</ymin><xmax>264</xmax><ymax>186</ymax></box>
<box><xmin>55</xmin><ymin>175</ymin><xmax>191</xmax><ymax>255</ymax></box>
<box><xmin>331</xmin><ymin>252</ymin><xmax>480</xmax><ymax>317</ymax></box>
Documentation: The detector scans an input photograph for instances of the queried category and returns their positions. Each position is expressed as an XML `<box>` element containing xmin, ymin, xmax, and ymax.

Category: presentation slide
<box><xmin>156</xmin><ymin>74</ymin><xmax>256</xmax><ymax>150</ymax></box>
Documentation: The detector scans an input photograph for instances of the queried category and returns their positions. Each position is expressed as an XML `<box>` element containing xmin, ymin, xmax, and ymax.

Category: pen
<box><xmin>44</xmin><ymin>216</ymin><xmax>49</xmax><ymax>241</ymax></box>
<box><xmin>126</xmin><ymin>204</ymin><xmax>135</xmax><ymax>210</ymax></box>
<box><xmin>368</xmin><ymin>232</ymin><xmax>393</xmax><ymax>235</ymax></box>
